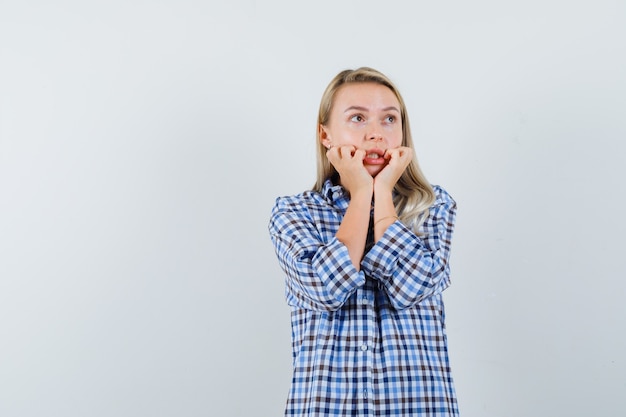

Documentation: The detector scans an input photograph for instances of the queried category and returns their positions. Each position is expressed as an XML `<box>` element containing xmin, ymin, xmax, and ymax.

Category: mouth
<box><xmin>363</xmin><ymin>148</ymin><xmax>386</xmax><ymax>164</ymax></box>
<box><xmin>365</xmin><ymin>148</ymin><xmax>385</xmax><ymax>158</ymax></box>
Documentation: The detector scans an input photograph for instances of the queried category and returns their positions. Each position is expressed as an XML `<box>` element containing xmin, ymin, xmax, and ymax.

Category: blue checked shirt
<box><xmin>269</xmin><ymin>179</ymin><xmax>458</xmax><ymax>416</ymax></box>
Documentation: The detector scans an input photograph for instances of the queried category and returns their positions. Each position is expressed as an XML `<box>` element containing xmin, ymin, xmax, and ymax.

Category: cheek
<box><xmin>391</xmin><ymin>130</ymin><xmax>403</xmax><ymax>146</ymax></box>
<box><xmin>337</xmin><ymin>128</ymin><xmax>361</xmax><ymax>143</ymax></box>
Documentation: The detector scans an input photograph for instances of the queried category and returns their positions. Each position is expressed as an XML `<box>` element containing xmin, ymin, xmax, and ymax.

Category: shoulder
<box><xmin>272</xmin><ymin>189</ymin><xmax>324</xmax><ymax>213</ymax></box>
<box><xmin>272</xmin><ymin>190</ymin><xmax>326</xmax><ymax>216</ymax></box>
<box><xmin>269</xmin><ymin>189</ymin><xmax>330</xmax><ymax>235</ymax></box>
<box><xmin>419</xmin><ymin>185</ymin><xmax>457</xmax><ymax>235</ymax></box>
<box><xmin>431</xmin><ymin>184</ymin><xmax>456</xmax><ymax>208</ymax></box>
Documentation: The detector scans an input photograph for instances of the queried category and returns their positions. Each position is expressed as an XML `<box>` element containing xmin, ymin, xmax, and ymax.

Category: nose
<box><xmin>366</xmin><ymin>120</ymin><xmax>386</xmax><ymax>142</ymax></box>
<box><xmin>367</xmin><ymin>130</ymin><xmax>383</xmax><ymax>141</ymax></box>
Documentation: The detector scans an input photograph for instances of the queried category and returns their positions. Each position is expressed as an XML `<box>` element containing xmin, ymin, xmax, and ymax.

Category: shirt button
<box><xmin>361</xmin><ymin>297</ymin><xmax>368</xmax><ymax>305</ymax></box>
<box><xmin>363</xmin><ymin>389</ymin><xmax>368</xmax><ymax>399</ymax></box>
<box><xmin>361</xmin><ymin>344</ymin><xmax>368</xmax><ymax>351</ymax></box>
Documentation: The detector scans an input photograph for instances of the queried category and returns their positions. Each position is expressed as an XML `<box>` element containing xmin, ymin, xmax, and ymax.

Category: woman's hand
<box><xmin>327</xmin><ymin>145</ymin><xmax>373</xmax><ymax>270</ymax></box>
<box><xmin>326</xmin><ymin>145</ymin><xmax>373</xmax><ymax>196</ymax></box>
<box><xmin>374</xmin><ymin>146</ymin><xmax>413</xmax><ymax>193</ymax></box>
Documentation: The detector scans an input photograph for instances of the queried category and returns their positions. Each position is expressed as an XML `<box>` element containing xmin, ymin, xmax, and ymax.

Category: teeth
<box><xmin>367</xmin><ymin>153</ymin><xmax>379</xmax><ymax>158</ymax></box>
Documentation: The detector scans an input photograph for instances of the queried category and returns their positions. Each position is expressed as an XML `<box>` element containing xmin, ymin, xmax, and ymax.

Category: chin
<box><xmin>367</xmin><ymin>167</ymin><xmax>384</xmax><ymax>177</ymax></box>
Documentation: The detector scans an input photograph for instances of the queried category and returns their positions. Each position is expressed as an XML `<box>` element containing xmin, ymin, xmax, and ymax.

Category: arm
<box><xmin>361</xmin><ymin>188</ymin><xmax>457</xmax><ymax>310</ymax></box>
<box><xmin>327</xmin><ymin>146</ymin><xmax>373</xmax><ymax>270</ymax></box>
<box><xmin>372</xmin><ymin>146</ymin><xmax>412</xmax><ymax>241</ymax></box>
<box><xmin>335</xmin><ymin>188</ymin><xmax>371</xmax><ymax>271</ymax></box>
<box><xmin>269</xmin><ymin>196</ymin><xmax>366</xmax><ymax>312</ymax></box>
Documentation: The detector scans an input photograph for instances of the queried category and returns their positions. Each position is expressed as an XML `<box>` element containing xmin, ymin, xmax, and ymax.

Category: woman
<box><xmin>269</xmin><ymin>67</ymin><xmax>459</xmax><ymax>416</ymax></box>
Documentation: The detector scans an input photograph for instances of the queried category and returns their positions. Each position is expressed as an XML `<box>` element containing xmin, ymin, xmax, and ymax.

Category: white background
<box><xmin>1</xmin><ymin>1</ymin><xmax>625</xmax><ymax>416</ymax></box>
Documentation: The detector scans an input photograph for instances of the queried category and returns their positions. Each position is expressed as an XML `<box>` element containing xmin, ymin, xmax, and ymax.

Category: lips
<box><xmin>363</xmin><ymin>148</ymin><xmax>386</xmax><ymax>164</ymax></box>
<box><xmin>365</xmin><ymin>148</ymin><xmax>385</xmax><ymax>158</ymax></box>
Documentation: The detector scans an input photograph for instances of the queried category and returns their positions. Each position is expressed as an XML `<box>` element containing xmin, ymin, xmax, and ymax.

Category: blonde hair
<box><xmin>313</xmin><ymin>67</ymin><xmax>435</xmax><ymax>232</ymax></box>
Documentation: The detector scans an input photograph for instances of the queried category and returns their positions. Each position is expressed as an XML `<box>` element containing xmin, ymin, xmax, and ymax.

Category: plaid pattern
<box><xmin>269</xmin><ymin>179</ymin><xmax>458</xmax><ymax>416</ymax></box>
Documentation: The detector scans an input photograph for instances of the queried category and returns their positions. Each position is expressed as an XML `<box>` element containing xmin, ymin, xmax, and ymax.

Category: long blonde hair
<box><xmin>313</xmin><ymin>67</ymin><xmax>435</xmax><ymax>232</ymax></box>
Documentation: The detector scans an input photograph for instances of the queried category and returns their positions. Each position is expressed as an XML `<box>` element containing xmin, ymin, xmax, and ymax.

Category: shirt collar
<box><xmin>322</xmin><ymin>177</ymin><xmax>397</xmax><ymax>213</ymax></box>
<box><xmin>322</xmin><ymin>178</ymin><xmax>347</xmax><ymax>205</ymax></box>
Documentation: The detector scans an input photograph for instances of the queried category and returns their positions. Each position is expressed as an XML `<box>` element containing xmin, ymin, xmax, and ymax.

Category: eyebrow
<box><xmin>343</xmin><ymin>105</ymin><xmax>401</xmax><ymax>113</ymax></box>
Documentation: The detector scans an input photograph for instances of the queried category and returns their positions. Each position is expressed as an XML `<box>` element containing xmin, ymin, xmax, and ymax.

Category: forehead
<box><xmin>333</xmin><ymin>82</ymin><xmax>400</xmax><ymax>110</ymax></box>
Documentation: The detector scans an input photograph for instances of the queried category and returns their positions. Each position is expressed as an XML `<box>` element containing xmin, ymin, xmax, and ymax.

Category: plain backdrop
<box><xmin>1</xmin><ymin>1</ymin><xmax>625</xmax><ymax>416</ymax></box>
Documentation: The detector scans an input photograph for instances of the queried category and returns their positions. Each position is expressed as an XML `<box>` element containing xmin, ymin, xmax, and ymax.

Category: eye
<box><xmin>385</xmin><ymin>115</ymin><xmax>396</xmax><ymax>123</ymax></box>
<box><xmin>350</xmin><ymin>114</ymin><xmax>364</xmax><ymax>123</ymax></box>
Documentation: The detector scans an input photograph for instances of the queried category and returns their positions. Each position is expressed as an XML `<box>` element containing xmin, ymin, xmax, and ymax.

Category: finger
<box><xmin>385</xmin><ymin>147</ymin><xmax>401</xmax><ymax>160</ymax></box>
<box><xmin>396</xmin><ymin>149</ymin><xmax>414</xmax><ymax>168</ymax></box>
<box><xmin>326</xmin><ymin>146</ymin><xmax>340</xmax><ymax>165</ymax></box>
<box><xmin>399</xmin><ymin>147</ymin><xmax>414</xmax><ymax>161</ymax></box>
<box><xmin>353</xmin><ymin>148</ymin><xmax>366</xmax><ymax>160</ymax></box>
<box><xmin>338</xmin><ymin>145</ymin><xmax>356</xmax><ymax>158</ymax></box>
<box><xmin>391</xmin><ymin>146</ymin><xmax>411</xmax><ymax>159</ymax></box>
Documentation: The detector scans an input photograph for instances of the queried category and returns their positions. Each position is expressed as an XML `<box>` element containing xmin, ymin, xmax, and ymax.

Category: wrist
<box><xmin>374</xmin><ymin>215</ymin><xmax>399</xmax><ymax>227</ymax></box>
<box><xmin>349</xmin><ymin>186</ymin><xmax>373</xmax><ymax>201</ymax></box>
<box><xmin>373</xmin><ymin>181</ymin><xmax>394</xmax><ymax>196</ymax></box>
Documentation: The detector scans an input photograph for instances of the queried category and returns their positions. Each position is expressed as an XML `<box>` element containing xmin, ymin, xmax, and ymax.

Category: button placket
<box><xmin>362</xmin><ymin>286</ymin><xmax>375</xmax><ymax>414</ymax></box>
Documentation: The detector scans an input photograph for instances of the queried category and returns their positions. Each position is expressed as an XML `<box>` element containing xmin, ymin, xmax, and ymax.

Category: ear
<box><xmin>319</xmin><ymin>124</ymin><xmax>331</xmax><ymax>149</ymax></box>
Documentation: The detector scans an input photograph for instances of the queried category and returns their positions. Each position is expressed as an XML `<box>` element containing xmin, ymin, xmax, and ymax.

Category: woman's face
<box><xmin>320</xmin><ymin>82</ymin><xmax>403</xmax><ymax>177</ymax></box>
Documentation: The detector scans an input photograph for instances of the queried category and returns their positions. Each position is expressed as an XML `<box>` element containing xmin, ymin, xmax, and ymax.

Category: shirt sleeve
<box><xmin>360</xmin><ymin>187</ymin><xmax>457</xmax><ymax>310</ymax></box>
<box><xmin>268</xmin><ymin>196</ymin><xmax>366</xmax><ymax>312</ymax></box>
